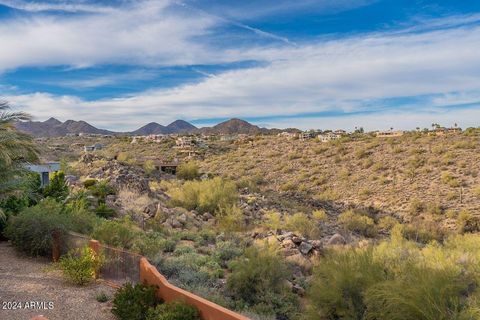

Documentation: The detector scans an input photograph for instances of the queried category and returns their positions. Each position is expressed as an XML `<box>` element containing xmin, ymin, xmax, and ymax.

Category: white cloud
<box><xmin>3</xmin><ymin>11</ymin><xmax>480</xmax><ymax>131</ymax></box>
<box><xmin>0</xmin><ymin>0</ymin><xmax>222</xmax><ymax>71</ymax></box>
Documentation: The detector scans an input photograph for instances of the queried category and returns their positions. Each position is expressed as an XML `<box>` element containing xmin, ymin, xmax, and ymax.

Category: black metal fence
<box><xmin>98</xmin><ymin>242</ymin><xmax>142</xmax><ymax>285</ymax></box>
<box><xmin>60</xmin><ymin>232</ymin><xmax>141</xmax><ymax>285</ymax></box>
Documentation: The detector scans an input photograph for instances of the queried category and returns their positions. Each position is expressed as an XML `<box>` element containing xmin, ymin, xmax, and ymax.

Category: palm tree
<box><xmin>0</xmin><ymin>101</ymin><xmax>38</xmax><ymax>166</ymax></box>
<box><xmin>0</xmin><ymin>101</ymin><xmax>39</xmax><ymax>198</ymax></box>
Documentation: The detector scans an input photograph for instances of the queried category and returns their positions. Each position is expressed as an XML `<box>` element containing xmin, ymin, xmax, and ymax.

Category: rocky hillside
<box><xmin>200</xmin><ymin>132</ymin><xmax>480</xmax><ymax>232</ymax></box>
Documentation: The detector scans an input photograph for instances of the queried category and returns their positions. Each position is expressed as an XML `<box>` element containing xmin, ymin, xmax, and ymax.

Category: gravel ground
<box><xmin>0</xmin><ymin>241</ymin><xmax>117</xmax><ymax>320</ymax></box>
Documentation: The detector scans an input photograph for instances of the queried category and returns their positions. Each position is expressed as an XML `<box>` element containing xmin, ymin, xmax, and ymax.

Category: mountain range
<box><xmin>15</xmin><ymin>117</ymin><xmax>265</xmax><ymax>137</ymax></box>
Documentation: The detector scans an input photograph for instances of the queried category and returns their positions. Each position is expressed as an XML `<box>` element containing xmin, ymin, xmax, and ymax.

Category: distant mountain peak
<box><xmin>44</xmin><ymin>117</ymin><xmax>62</xmax><ymax>126</ymax></box>
<box><xmin>166</xmin><ymin>120</ymin><xmax>197</xmax><ymax>133</ymax></box>
<box><xmin>131</xmin><ymin>122</ymin><xmax>167</xmax><ymax>135</ymax></box>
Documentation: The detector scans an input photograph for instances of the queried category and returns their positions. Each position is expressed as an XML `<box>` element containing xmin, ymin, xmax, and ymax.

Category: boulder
<box><xmin>327</xmin><ymin>233</ymin><xmax>346</xmax><ymax>246</ymax></box>
<box><xmin>298</xmin><ymin>241</ymin><xmax>313</xmax><ymax>255</ymax></box>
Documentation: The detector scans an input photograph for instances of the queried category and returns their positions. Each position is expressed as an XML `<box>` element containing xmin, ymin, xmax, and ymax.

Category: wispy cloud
<box><xmin>0</xmin><ymin>0</ymin><xmax>117</xmax><ymax>13</ymax></box>
<box><xmin>7</xmin><ymin>14</ymin><xmax>480</xmax><ymax>131</ymax></box>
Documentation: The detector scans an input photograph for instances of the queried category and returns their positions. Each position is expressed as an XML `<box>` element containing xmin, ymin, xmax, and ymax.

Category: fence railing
<box><xmin>52</xmin><ymin>232</ymin><xmax>249</xmax><ymax>320</ymax></box>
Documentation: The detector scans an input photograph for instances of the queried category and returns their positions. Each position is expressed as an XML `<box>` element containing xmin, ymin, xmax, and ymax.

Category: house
<box><xmin>278</xmin><ymin>132</ymin><xmax>298</xmax><ymax>140</ymax></box>
<box><xmin>334</xmin><ymin>129</ymin><xmax>347</xmax><ymax>135</ymax></box>
<box><xmin>376</xmin><ymin>130</ymin><xmax>404</xmax><ymax>138</ymax></box>
<box><xmin>84</xmin><ymin>143</ymin><xmax>104</xmax><ymax>152</ymax></box>
<box><xmin>447</xmin><ymin>127</ymin><xmax>462</xmax><ymax>134</ymax></box>
<box><xmin>25</xmin><ymin>162</ymin><xmax>60</xmax><ymax>186</ymax></box>
<box><xmin>175</xmin><ymin>137</ymin><xmax>195</xmax><ymax>148</ymax></box>
<box><xmin>219</xmin><ymin>134</ymin><xmax>237</xmax><ymax>141</ymax></box>
<box><xmin>318</xmin><ymin>132</ymin><xmax>341</xmax><ymax>143</ymax></box>
<box><xmin>299</xmin><ymin>131</ymin><xmax>316</xmax><ymax>141</ymax></box>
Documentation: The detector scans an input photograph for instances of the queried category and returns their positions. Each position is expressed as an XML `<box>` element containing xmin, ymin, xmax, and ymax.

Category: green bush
<box><xmin>95</xmin><ymin>203</ymin><xmax>116</xmax><ymax>219</ymax></box>
<box><xmin>176</xmin><ymin>162</ymin><xmax>200</xmax><ymax>180</ymax></box>
<box><xmin>42</xmin><ymin>171</ymin><xmax>69</xmax><ymax>201</ymax></box>
<box><xmin>59</xmin><ymin>246</ymin><xmax>104</xmax><ymax>285</ymax></box>
<box><xmin>112</xmin><ymin>283</ymin><xmax>158</xmax><ymax>320</ymax></box>
<box><xmin>89</xmin><ymin>180</ymin><xmax>115</xmax><ymax>203</ymax></box>
<box><xmin>306</xmin><ymin>248</ymin><xmax>387</xmax><ymax>319</ymax></box>
<box><xmin>146</xmin><ymin>301</ymin><xmax>200</xmax><ymax>320</ymax></box>
<box><xmin>96</xmin><ymin>291</ymin><xmax>109</xmax><ymax>303</ymax></box>
<box><xmin>227</xmin><ymin>244</ymin><xmax>298</xmax><ymax>318</ymax></box>
<box><xmin>4</xmin><ymin>199</ymin><xmax>69</xmax><ymax>256</ymax></box>
<box><xmin>92</xmin><ymin>217</ymin><xmax>141</xmax><ymax>249</ymax></box>
<box><xmin>83</xmin><ymin>179</ymin><xmax>97</xmax><ymax>188</ymax></box>
<box><xmin>168</xmin><ymin>177</ymin><xmax>238</xmax><ymax>214</ymax></box>
<box><xmin>338</xmin><ymin>210</ymin><xmax>377</xmax><ymax>237</ymax></box>
<box><xmin>306</xmin><ymin>231</ymin><xmax>480</xmax><ymax>320</ymax></box>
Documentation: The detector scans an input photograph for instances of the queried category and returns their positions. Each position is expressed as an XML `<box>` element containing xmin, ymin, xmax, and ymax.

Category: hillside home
<box><xmin>84</xmin><ymin>143</ymin><xmax>104</xmax><ymax>152</ymax></box>
<box><xmin>334</xmin><ymin>129</ymin><xmax>347</xmax><ymax>135</ymax></box>
<box><xmin>278</xmin><ymin>132</ymin><xmax>298</xmax><ymax>140</ymax></box>
<box><xmin>299</xmin><ymin>131</ymin><xmax>316</xmax><ymax>141</ymax></box>
<box><xmin>219</xmin><ymin>134</ymin><xmax>237</xmax><ymax>141</ymax></box>
<box><xmin>26</xmin><ymin>162</ymin><xmax>60</xmax><ymax>186</ymax></box>
<box><xmin>318</xmin><ymin>132</ymin><xmax>341</xmax><ymax>143</ymax></box>
<box><xmin>376</xmin><ymin>130</ymin><xmax>404</xmax><ymax>138</ymax></box>
<box><xmin>175</xmin><ymin>136</ymin><xmax>196</xmax><ymax>148</ymax></box>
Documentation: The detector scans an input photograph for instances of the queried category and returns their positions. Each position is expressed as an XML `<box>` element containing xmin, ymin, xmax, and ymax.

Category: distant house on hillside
<box><xmin>318</xmin><ymin>132</ymin><xmax>341</xmax><ymax>143</ymax></box>
<box><xmin>299</xmin><ymin>131</ymin><xmax>316</xmax><ymax>141</ymax></box>
<box><xmin>429</xmin><ymin>126</ymin><xmax>462</xmax><ymax>136</ymax></box>
<box><xmin>278</xmin><ymin>132</ymin><xmax>298</xmax><ymax>140</ymax></box>
<box><xmin>334</xmin><ymin>129</ymin><xmax>347</xmax><ymax>135</ymax></box>
<box><xmin>175</xmin><ymin>136</ymin><xmax>196</xmax><ymax>148</ymax></box>
<box><xmin>26</xmin><ymin>162</ymin><xmax>60</xmax><ymax>186</ymax></box>
<box><xmin>376</xmin><ymin>130</ymin><xmax>404</xmax><ymax>138</ymax></box>
<box><xmin>84</xmin><ymin>143</ymin><xmax>104</xmax><ymax>152</ymax></box>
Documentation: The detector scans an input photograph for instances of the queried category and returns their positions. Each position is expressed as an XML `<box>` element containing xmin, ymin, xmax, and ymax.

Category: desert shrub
<box><xmin>117</xmin><ymin>188</ymin><xmax>152</xmax><ymax>216</ymax></box>
<box><xmin>403</xmin><ymin>220</ymin><xmax>445</xmax><ymax>244</ymax></box>
<box><xmin>306</xmin><ymin>248</ymin><xmax>387</xmax><ymax>320</ymax></box>
<box><xmin>64</xmin><ymin>193</ymin><xmax>100</xmax><ymax>234</ymax></box>
<box><xmin>315</xmin><ymin>188</ymin><xmax>339</xmax><ymax>201</ymax></box>
<box><xmin>409</xmin><ymin>199</ymin><xmax>425</xmax><ymax>216</ymax></box>
<box><xmin>92</xmin><ymin>217</ymin><xmax>141</xmax><ymax>249</ymax></box>
<box><xmin>214</xmin><ymin>241</ymin><xmax>244</xmax><ymax>267</ymax></box>
<box><xmin>59</xmin><ymin>246</ymin><xmax>104</xmax><ymax>285</ymax></box>
<box><xmin>144</xmin><ymin>160</ymin><xmax>156</xmax><ymax>175</ymax></box>
<box><xmin>146</xmin><ymin>301</ymin><xmax>200</xmax><ymax>320</ymax></box>
<box><xmin>117</xmin><ymin>151</ymin><xmax>134</xmax><ymax>164</ymax></box>
<box><xmin>358</xmin><ymin>187</ymin><xmax>372</xmax><ymax>199</ymax></box>
<box><xmin>95</xmin><ymin>203</ymin><xmax>116</xmax><ymax>218</ymax></box>
<box><xmin>338</xmin><ymin>210</ymin><xmax>377</xmax><ymax>237</ymax></box>
<box><xmin>312</xmin><ymin>209</ymin><xmax>328</xmax><ymax>222</ymax></box>
<box><xmin>132</xmin><ymin>233</ymin><xmax>177</xmax><ymax>258</ymax></box>
<box><xmin>473</xmin><ymin>186</ymin><xmax>480</xmax><ymax>198</ymax></box>
<box><xmin>457</xmin><ymin>211</ymin><xmax>480</xmax><ymax>233</ymax></box>
<box><xmin>307</xmin><ymin>232</ymin><xmax>480</xmax><ymax>320</ymax></box>
<box><xmin>377</xmin><ymin>216</ymin><xmax>398</xmax><ymax>231</ymax></box>
<box><xmin>96</xmin><ymin>291</ymin><xmax>109</xmax><ymax>303</ymax></box>
<box><xmin>285</xmin><ymin>212</ymin><xmax>321</xmax><ymax>238</ymax></box>
<box><xmin>112</xmin><ymin>283</ymin><xmax>158</xmax><ymax>320</ymax></box>
<box><xmin>365</xmin><ymin>266</ymin><xmax>476</xmax><ymax>320</ymax></box>
<box><xmin>156</xmin><ymin>252</ymin><xmax>223</xmax><ymax>288</ymax></box>
<box><xmin>227</xmin><ymin>244</ymin><xmax>299</xmax><ymax>319</ymax></box>
<box><xmin>263</xmin><ymin>210</ymin><xmax>282</xmax><ymax>231</ymax></box>
<box><xmin>83</xmin><ymin>179</ymin><xmax>97</xmax><ymax>188</ymax></box>
<box><xmin>441</xmin><ymin>171</ymin><xmax>460</xmax><ymax>187</ymax></box>
<box><xmin>425</xmin><ymin>202</ymin><xmax>444</xmax><ymax>215</ymax></box>
<box><xmin>89</xmin><ymin>180</ymin><xmax>115</xmax><ymax>203</ymax></box>
<box><xmin>168</xmin><ymin>177</ymin><xmax>238</xmax><ymax>215</ymax></box>
<box><xmin>4</xmin><ymin>198</ymin><xmax>69</xmax><ymax>256</ymax></box>
<box><xmin>42</xmin><ymin>171</ymin><xmax>69</xmax><ymax>201</ymax></box>
<box><xmin>217</xmin><ymin>205</ymin><xmax>246</xmax><ymax>232</ymax></box>
<box><xmin>176</xmin><ymin>162</ymin><xmax>200</xmax><ymax>180</ymax></box>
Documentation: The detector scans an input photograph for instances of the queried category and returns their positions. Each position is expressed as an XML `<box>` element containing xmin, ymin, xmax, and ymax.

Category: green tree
<box><xmin>0</xmin><ymin>101</ymin><xmax>39</xmax><ymax>199</ymax></box>
<box><xmin>43</xmin><ymin>171</ymin><xmax>69</xmax><ymax>201</ymax></box>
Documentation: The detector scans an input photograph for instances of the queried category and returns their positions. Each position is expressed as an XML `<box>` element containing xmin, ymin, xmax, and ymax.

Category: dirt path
<box><xmin>0</xmin><ymin>242</ymin><xmax>117</xmax><ymax>320</ymax></box>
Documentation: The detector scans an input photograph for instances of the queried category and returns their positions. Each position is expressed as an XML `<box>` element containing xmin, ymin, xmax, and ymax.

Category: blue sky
<box><xmin>1</xmin><ymin>0</ymin><xmax>480</xmax><ymax>130</ymax></box>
